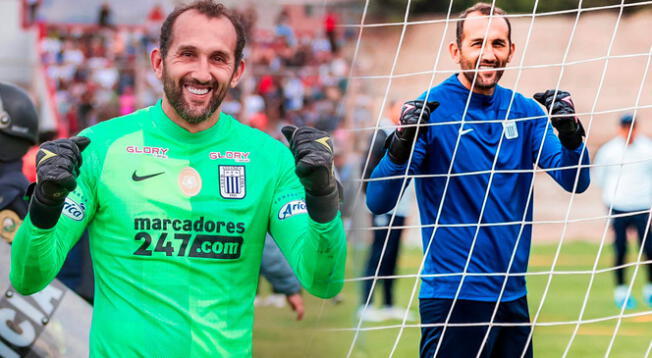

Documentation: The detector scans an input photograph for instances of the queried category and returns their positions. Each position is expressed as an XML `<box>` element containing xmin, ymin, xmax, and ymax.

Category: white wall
<box><xmin>0</xmin><ymin>0</ymin><xmax>37</xmax><ymax>84</ymax></box>
<box><xmin>0</xmin><ymin>0</ymin><xmax>57</xmax><ymax>133</ymax></box>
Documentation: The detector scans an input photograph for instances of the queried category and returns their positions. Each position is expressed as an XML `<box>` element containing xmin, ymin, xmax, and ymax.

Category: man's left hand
<box><xmin>533</xmin><ymin>90</ymin><xmax>586</xmax><ymax>150</ymax></box>
<box><xmin>286</xmin><ymin>293</ymin><xmax>304</xmax><ymax>321</ymax></box>
<box><xmin>282</xmin><ymin>126</ymin><xmax>340</xmax><ymax>223</ymax></box>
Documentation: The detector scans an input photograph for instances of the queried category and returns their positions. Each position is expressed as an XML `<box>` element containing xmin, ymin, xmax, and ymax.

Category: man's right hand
<box><xmin>35</xmin><ymin>136</ymin><xmax>90</xmax><ymax>206</ymax></box>
<box><xmin>387</xmin><ymin>100</ymin><xmax>439</xmax><ymax>164</ymax></box>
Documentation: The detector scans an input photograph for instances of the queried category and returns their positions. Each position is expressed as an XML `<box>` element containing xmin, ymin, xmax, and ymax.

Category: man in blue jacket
<box><xmin>366</xmin><ymin>3</ymin><xmax>590</xmax><ymax>357</ymax></box>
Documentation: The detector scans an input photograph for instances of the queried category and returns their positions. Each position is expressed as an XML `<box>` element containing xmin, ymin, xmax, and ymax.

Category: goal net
<box><xmin>318</xmin><ymin>1</ymin><xmax>652</xmax><ymax>357</ymax></box>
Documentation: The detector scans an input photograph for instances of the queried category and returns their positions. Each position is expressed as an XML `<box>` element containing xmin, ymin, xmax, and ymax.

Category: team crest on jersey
<box><xmin>503</xmin><ymin>121</ymin><xmax>519</xmax><ymax>139</ymax></box>
<box><xmin>219</xmin><ymin>165</ymin><xmax>246</xmax><ymax>199</ymax></box>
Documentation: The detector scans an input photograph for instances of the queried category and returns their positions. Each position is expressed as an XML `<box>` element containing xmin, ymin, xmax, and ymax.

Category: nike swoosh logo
<box><xmin>132</xmin><ymin>171</ymin><xmax>165</xmax><ymax>182</ymax></box>
<box><xmin>460</xmin><ymin>128</ymin><xmax>474</xmax><ymax>136</ymax></box>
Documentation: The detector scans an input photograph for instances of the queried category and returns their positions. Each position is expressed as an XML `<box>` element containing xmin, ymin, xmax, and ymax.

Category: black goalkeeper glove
<box><xmin>387</xmin><ymin>100</ymin><xmax>439</xmax><ymax>164</ymax></box>
<box><xmin>30</xmin><ymin>136</ymin><xmax>90</xmax><ymax>228</ymax></box>
<box><xmin>533</xmin><ymin>90</ymin><xmax>586</xmax><ymax>150</ymax></box>
<box><xmin>282</xmin><ymin>126</ymin><xmax>340</xmax><ymax>223</ymax></box>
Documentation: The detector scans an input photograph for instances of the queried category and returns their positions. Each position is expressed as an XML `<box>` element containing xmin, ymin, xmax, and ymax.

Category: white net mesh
<box><xmin>319</xmin><ymin>1</ymin><xmax>652</xmax><ymax>357</ymax></box>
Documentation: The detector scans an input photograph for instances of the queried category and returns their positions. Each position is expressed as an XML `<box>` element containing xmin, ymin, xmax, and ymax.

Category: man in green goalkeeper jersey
<box><xmin>10</xmin><ymin>1</ymin><xmax>346</xmax><ymax>356</ymax></box>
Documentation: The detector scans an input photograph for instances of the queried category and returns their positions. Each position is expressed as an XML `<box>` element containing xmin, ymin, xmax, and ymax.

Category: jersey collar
<box><xmin>449</xmin><ymin>74</ymin><xmax>499</xmax><ymax>108</ymax></box>
<box><xmin>150</xmin><ymin>99</ymin><xmax>232</xmax><ymax>142</ymax></box>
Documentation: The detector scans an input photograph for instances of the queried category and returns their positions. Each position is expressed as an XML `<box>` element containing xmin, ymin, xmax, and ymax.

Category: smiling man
<box><xmin>10</xmin><ymin>1</ymin><xmax>346</xmax><ymax>357</ymax></box>
<box><xmin>366</xmin><ymin>3</ymin><xmax>590</xmax><ymax>357</ymax></box>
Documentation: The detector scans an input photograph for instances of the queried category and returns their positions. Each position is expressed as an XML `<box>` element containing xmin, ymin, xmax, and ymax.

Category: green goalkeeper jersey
<box><xmin>10</xmin><ymin>101</ymin><xmax>347</xmax><ymax>357</ymax></box>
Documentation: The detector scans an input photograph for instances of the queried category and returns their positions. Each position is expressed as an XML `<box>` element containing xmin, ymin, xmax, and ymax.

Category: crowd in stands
<box><xmin>38</xmin><ymin>4</ymin><xmax>162</xmax><ymax>135</ymax></box>
<box><xmin>37</xmin><ymin>3</ymin><xmax>362</xmax><ymax>215</ymax></box>
<box><xmin>223</xmin><ymin>7</ymin><xmax>351</xmax><ymax>144</ymax></box>
<box><xmin>38</xmin><ymin>4</ymin><xmax>352</xmax><ymax>142</ymax></box>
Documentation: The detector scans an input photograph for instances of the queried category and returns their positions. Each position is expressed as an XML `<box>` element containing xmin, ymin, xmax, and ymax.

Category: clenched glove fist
<box><xmin>35</xmin><ymin>136</ymin><xmax>90</xmax><ymax>206</ymax></box>
<box><xmin>29</xmin><ymin>136</ymin><xmax>90</xmax><ymax>229</ymax></box>
<box><xmin>533</xmin><ymin>90</ymin><xmax>585</xmax><ymax>150</ymax></box>
<box><xmin>387</xmin><ymin>100</ymin><xmax>439</xmax><ymax>164</ymax></box>
<box><xmin>282</xmin><ymin>126</ymin><xmax>340</xmax><ymax>223</ymax></box>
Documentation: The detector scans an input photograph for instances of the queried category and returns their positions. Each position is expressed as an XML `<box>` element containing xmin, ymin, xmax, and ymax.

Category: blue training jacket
<box><xmin>366</xmin><ymin>74</ymin><xmax>590</xmax><ymax>302</ymax></box>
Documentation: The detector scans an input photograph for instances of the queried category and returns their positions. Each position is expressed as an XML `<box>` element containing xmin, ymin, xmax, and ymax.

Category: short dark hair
<box><xmin>456</xmin><ymin>3</ymin><xmax>511</xmax><ymax>46</ymax></box>
<box><xmin>159</xmin><ymin>0</ymin><xmax>246</xmax><ymax>65</ymax></box>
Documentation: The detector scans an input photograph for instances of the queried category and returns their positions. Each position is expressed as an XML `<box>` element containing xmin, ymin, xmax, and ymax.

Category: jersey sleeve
<box><xmin>10</xmin><ymin>130</ymin><xmax>100</xmax><ymax>295</ymax></box>
<box><xmin>260</xmin><ymin>234</ymin><xmax>301</xmax><ymax>295</ymax></box>
<box><xmin>530</xmin><ymin>102</ymin><xmax>591</xmax><ymax>193</ymax></box>
<box><xmin>366</xmin><ymin>94</ymin><xmax>430</xmax><ymax>214</ymax></box>
<box><xmin>366</xmin><ymin>131</ymin><xmax>426</xmax><ymax>215</ymax></box>
<box><xmin>267</xmin><ymin>146</ymin><xmax>346</xmax><ymax>299</ymax></box>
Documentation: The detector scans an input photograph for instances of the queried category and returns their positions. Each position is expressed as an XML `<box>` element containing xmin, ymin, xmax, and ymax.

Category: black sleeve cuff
<box><xmin>305</xmin><ymin>187</ymin><xmax>340</xmax><ymax>223</ymax></box>
<box><xmin>29</xmin><ymin>192</ymin><xmax>64</xmax><ymax>230</ymax></box>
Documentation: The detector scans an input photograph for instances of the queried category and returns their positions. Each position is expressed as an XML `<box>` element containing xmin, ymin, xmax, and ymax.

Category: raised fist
<box><xmin>35</xmin><ymin>136</ymin><xmax>90</xmax><ymax>206</ymax></box>
<box><xmin>533</xmin><ymin>90</ymin><xmax>585</xmax><ymax>150</ymax></box>
<box><xmin>282</xmin><ymin>126</ymin><xmax>339</xmax><ymax>223</ymax></box>
<box><xmin>388</xmin><ymin>100</ymin><xmax>439</xmax><ymax>164</ymax></box>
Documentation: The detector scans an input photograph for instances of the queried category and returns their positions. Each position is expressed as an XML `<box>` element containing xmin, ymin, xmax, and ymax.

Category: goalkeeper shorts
<box><xmin>419</xmin><ymin>296</ymin><xmax>533</xmax><ymax>358</ymax></box>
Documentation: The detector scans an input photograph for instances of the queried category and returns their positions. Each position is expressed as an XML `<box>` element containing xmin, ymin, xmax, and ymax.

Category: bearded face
<box><xmin>153</xmin><ymin>11</ymin><xmax>244</xmax><ymax>126</ymax></box>
<box><xmin>458</xmin><ymin>46</ymin><xmax>508</xmax><ymax>92</ymax></box>
<box><xmin>162</xmin><ymin>64</ymin><xmax>232</xmax><ymax>124</ymax></box>
<box><xmin>452</xmin><ymin>12</ymin><xmax>513</xmax><ymax>95</ymax></box>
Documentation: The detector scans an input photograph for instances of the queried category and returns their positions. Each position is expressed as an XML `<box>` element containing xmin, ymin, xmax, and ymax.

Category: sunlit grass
<box><xmin>253</xmin><ymin>241</ymin><xmax>652</xmax><ymax>357</ymax></box>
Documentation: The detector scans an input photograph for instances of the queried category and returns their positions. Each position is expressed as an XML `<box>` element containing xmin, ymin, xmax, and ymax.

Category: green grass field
<box><xmin>253</xmin><ymin>241</ymin><xmax>652</xmax><ymax>357</ymax></box>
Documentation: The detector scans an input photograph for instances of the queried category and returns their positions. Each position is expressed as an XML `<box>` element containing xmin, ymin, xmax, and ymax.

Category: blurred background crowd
<box><xmin>9</xmin><ymin>0</ymin><xmax>372</xmax><ymax>306</ymax></box>
<box><xmin>33</xmin><ymin>1</ymin><xmax>368</xmax><ymax>214</ymax></box>
<box><xmin>37</xmin><ymin>3</ymin><xmax>354</xmax><ymax>139</ymax></box>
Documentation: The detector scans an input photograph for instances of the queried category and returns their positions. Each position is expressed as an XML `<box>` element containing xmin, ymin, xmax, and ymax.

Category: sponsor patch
<box><xmin>278</xmin><ymin>200</ymin><xmax>308</xmax><ymax>220</ymax></box>
<box><xmin>209</xmin><ymin>151</ymin><xmax>250</xmax><ymax>162</ymax></box>
<box><xmin>126</xmin><ymin>145</ymin><xmax>169</xmax><ymax>159</ymax></box>
<box><xmin>62</xmin><ymin>197</ymin><xmax>85</xmax><ymax>221</ymax></box>
<box><xmin>178</xmin><ymin>167</ymin><xmax>202</xmax><ymax>197</ymax></box>
<box><xmin>130</xmin><ymin>216</ymin><xmax>246</xmax><ymax>260</ymax></box>
<box><xmin>219</xmin><ymin>166</ymin><xmax>246</xmax><ymax>199</ymax></box>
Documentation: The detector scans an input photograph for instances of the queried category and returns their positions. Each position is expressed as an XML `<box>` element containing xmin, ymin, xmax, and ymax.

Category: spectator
<box><xmin>593</xmin><ymin>114</ymin><xmax>652</xmax><ymax>309</ymax></box>
<box><xmin>97</xmin><ymin>2</ymin><xmax>113</xmax><ymax>28</ymax></box>
<box><xmin>359</xmin><ymin>102</ymin><xmax>416</xmax><ymax>322</ymax></box>
<box><xmin>324</xmin><ymin>9</ymin><xmax>338</xmax><ymax>54</ymax></box>
<box><xmin>119</xmin><ymin>86</ymin><xmax>136</xmax><ymax>116</ymax></box>
<box><xmin>275</xmin><ymin>11</ymin><xmax>296</xmax><ymax>48</ymax></box>
<box><xmin>26</xmin><ymin>0</ymin><xmax>41</xmax><ymax>25</ymax></box>
<box><xmin>147</xmin><ymin>4</ymin><xmax>165</xmax><ymax>23</ymax></box>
